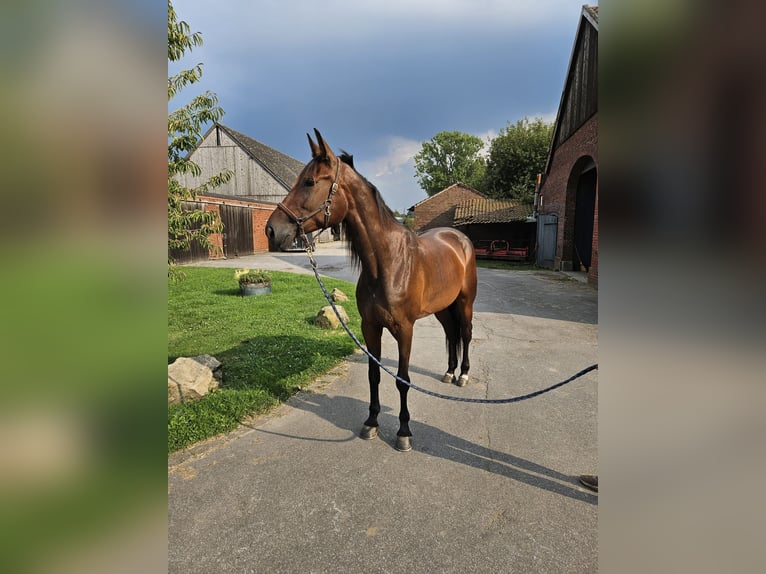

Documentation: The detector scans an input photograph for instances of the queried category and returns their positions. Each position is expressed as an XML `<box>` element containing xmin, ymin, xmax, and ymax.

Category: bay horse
<box><xmin>266</xmin><ymin>130</ymin><xmax>477</xmax><ymax>451</ymax></box>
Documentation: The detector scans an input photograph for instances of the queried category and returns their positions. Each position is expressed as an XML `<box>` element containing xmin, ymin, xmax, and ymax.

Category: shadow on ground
<box><xmin>244</xmin><ymin>390</ymin><xmax>597</xmax><ymax>505</ymax></box>
<box><xmin>213</xmin><ymin>335</ymin><xmax>356</xmax><ymax>398</ymax></box>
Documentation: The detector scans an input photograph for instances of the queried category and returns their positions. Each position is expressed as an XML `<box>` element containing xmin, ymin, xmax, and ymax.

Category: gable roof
<box><xmin>454</xmin><ymin>198</ymin><xmax>534</xmax><ymax>225</ymax></box>
<box><xmin>201</xmin><ymin>123</ymin><xmax>306</xmax><ymax>190</ymax></box>
<box><xmin>544</xmin><ymin>5</ymin><xmax>599</xmax><ymax>176</ymax></box>
<box><xmin>409</xmin><ymin>182</ymin><xmax>486</xmax><ymax>211</ymax></box>
<box><xmin>583</xmin><ymin>5</ymin><xmax>598</xmax><ymax>27</ymax></box>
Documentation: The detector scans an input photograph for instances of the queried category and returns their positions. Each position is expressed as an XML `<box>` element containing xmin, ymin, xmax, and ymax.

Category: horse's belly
<box><xmin>420</xmin><ymin>283</ymin><xmax>462</xmax><ymax>316</ymax></box>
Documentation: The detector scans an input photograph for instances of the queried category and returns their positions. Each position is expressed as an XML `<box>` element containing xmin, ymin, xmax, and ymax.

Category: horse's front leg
<box><xmin>393</xmin><ymin>322</ymin><xmax>414</xmax><ymax>452</ymax></box>
<box><xmin>360</xmin><ymin>320</ymin><xmax>383</xmax><ymax>440</ymax></box>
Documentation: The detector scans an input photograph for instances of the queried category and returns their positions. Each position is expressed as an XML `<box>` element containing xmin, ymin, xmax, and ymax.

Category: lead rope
<box><xmin>301</xmin><ymin>237</ymin><xmax>597</xmax><ymax>404</ymax></box>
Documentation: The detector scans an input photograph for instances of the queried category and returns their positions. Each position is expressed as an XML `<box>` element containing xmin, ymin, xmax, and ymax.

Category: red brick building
<box><xmin>409</xmin><ymin>183</ymin><xmax>487</xmax><ymax>232</ymax></box>
<box><xmin>537</xmin><ymin>5</ymin><xmax>598</xmax><ymax>286</ymax></box>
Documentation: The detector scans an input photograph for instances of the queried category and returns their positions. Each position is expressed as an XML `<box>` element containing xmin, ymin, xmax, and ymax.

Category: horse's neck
<box><xmin>344</xmin><ymin>188</ymin><xmax>410</xmax><ymax>281</ymax></box>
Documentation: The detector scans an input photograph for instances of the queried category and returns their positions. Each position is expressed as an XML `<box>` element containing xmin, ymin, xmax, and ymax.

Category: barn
<box><xmin>409</xmin><ymin>182</ymin><xmax>487</xmax><ymax>232</ymax></box>
<box><xmin>408</xmin><ymin>184</ymin><xmax>534</xmax><ymax>260</ymax></box>
<box><xmin>168</xmin><ymin>193</ymin><xmax>278</xmax><ymax>264</ymax></box>
<box><xmin>177</xmin><ymin>123</ymin><xmax>305</xmax><ymax>204</ymax></box>
<box><xmin>171</xmin><ymin>123</ymin><xmax>333</xmax><ymax>263</ymax></box>
<box><xmin>537</xmin><ymin>5</ymin><xmax>598</xmax><ymax>286</ymax></box>
<box><xmin>454</xmin><ymin>198</ymin><xmax>536</xmax><ymax>262</ymax></box>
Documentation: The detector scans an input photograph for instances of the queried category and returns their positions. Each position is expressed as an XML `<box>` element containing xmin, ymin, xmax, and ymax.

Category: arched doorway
<box><xmin>565</xmin><ymin>157</ymin><xmax>597</xmax><ymax>272</ymax></box>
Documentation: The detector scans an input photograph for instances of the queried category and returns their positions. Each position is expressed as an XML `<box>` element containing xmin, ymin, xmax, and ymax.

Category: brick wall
<box><xmin>538</xmin><ymin>114</ymin><xmax>598</xmax><ymax>287</ymax></box>
<box><xmin>413</xmin><ymin>184</ymin><xmax>485</xmax><ymax>231</ymax></box>
<box><xmin>198</xmin><ymin>195</ymin><xmax>276</xmax><ymax>256</ymax></box>
<box><xmin>251</xmin><ymin>205</ymin><xmax>273</xmax><ymax>253</ymax></box>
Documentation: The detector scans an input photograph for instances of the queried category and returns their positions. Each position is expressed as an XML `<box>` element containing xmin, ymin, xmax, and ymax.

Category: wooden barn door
<box><xmin>168</xmin><ymin>201</ymin><xmax>210</xmax><ymax>264</ymax></box>
<box><xmin>220</xmin><ymin>204</ymin><xmax>254</xmax><ymax>258</ymax></box>
<box><xmin>536</xmin><ymin>214</ymin><xmax>558</xmax><ymax>268</ymax></box>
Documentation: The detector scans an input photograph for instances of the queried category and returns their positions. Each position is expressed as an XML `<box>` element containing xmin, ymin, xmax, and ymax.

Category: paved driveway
<box><xmin>170</xmin><ymin>245</ymin><xmax>598</xmax><ymax>573</ymax></box>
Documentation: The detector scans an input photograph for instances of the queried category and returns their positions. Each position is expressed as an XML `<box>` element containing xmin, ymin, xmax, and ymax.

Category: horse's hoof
<box><xmin>360</xmin><ymin>425</ymin><xmax>378</xmax><ymax>440</ymax></box>
<box><xmin>456</xmin><ymin>374</ymin><xmax>469</xmax><ymax>387</ymax></box>
<box><xmin>441</xmin><ymin>372</ymin><xmax>456</xmax><ymax>384</ymax></box>
<box><xmin>395</xmin><ymin>436</ymin><xmax>412</xmax><ymax>452</ymax></box>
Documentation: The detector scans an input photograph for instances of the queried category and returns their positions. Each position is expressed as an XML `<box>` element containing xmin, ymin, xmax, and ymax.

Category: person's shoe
<box><xmin>579</xmin><ymin>474</ymin><xmax>598</xmax><ymax>492</ymax></box>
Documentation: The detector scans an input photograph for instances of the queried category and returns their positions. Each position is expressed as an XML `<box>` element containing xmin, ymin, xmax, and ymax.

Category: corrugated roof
<box><xmin>453</xmin><ymin>198</ymin><xmax>533</xmax><ymax>225</ymax></box>
<box><xmin>216</xmin><ymin>124</ymin><xmax>306</xmax><ymax>190</ymax></box>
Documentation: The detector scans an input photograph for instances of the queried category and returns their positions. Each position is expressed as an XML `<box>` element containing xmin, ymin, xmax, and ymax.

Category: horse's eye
<box><xmin>304</xmin><ymin>177</ymin><xmax>315</xmax><ymax>187</ymax></box>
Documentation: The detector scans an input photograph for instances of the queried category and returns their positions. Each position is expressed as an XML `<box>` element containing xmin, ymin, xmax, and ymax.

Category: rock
<box><xmin>168</xmin><ymin>357</ymin><xmax>220</xmax><ymax>404</ymax></box>
<box><xmin>331</xmin><ymin>288</ymin><xmax>349</xmax><ymax>302</ymax></box>
<box><xmin>315</xmin><ymin>305</ymin><xmax>349</xmax><ymax>329</ymax></box>
<box><xmin>190</xmin><ymin>354</ymin><xmax>222</xmax><ymax>383</ymax></box>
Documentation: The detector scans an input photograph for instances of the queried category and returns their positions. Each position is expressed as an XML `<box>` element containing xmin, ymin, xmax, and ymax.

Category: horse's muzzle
<box><xmin>265</xmin><ymin>217</ymin><xmax>296</xmax><ymax>252</ymax></box>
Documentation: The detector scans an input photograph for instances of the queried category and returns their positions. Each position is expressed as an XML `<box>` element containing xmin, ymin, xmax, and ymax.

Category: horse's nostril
<box><xmin>265</xmin><ymin>224</ymin><xmax>274</xmax><ymax>239</ymax></box>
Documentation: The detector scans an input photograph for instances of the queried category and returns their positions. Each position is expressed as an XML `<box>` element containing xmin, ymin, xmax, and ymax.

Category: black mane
<box><xmin>338</xmin><ymin>151</ymin><xmax>397</xmax><ymax>222</ymax></box>
<box><xmin>337</xmin><ymin>150</ymin><xmax>403</xmax><ymax>268</ymax></box>
<box><xmin>339</xmin><ymin>150</ymin><xmax>354</xmax><ymax>169</ymax></box>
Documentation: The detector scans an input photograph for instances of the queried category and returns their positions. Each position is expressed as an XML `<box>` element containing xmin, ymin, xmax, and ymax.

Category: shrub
<box><xmin>235</xmin><ymin>269</ymin><xmax>272</xmax><ymax>285</ymax></box>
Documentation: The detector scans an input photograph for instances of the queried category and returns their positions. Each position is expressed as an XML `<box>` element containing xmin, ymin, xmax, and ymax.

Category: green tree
<box><xmin>168</xmin><ymin>0</ymin><xmax>232</xmax><ymax>276</ymax></box>
<box><xmin>413</xmin><ymin>131</ymin><xmax>486</xmax><ymax>196</ymax></box>
<box><xmin>484</xmin><ymin>117</ymin><xmax>553</xmax><ymax>202</ymax></box>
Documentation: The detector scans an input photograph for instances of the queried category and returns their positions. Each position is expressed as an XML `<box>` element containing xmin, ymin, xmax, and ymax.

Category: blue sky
<box><xmin>171</xmin><ymin>0</ymin><xmax>592</xmax><ymax>212</ymax></box>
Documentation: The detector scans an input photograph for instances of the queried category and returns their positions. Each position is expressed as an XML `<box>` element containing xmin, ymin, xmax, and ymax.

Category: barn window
<box><xmin>216</xmin><ymin>125</ymin><xmax>221</xmax><ymax>146</ymax></box>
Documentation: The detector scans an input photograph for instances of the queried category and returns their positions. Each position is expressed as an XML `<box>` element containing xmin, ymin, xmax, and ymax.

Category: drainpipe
<box><xmin>533</xmin><ymin>173</ymin><xmax>542</xmax><ymax>216</ymax></box>
<box><xmin>529</xmin><ymin>173</ymin><xmax>543</xmax><ymax>262</ymax></box>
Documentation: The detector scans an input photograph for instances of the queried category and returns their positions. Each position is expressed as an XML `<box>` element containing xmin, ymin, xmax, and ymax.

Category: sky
<box><xmin>171</xmin><ymin>0</ymin><xmax>593</xmax><ymax>212</ymax></box>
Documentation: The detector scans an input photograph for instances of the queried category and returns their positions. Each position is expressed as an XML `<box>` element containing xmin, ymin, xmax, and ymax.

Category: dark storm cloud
<box><xmin>171</xmin><ymin>0</ymin><xmax>587</xmax><ymax>208</ymax></box>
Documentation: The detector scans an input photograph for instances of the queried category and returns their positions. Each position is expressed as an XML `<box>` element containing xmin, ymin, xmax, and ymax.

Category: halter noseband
<box><xmin>277</xmin><ymin>159</ymin><xmax>340</xmax><ymax>237</ymax></box>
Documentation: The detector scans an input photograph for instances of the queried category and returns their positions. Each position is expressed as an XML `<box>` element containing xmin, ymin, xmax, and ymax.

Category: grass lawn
<box><xmin>168</xmin><ymin>267</ymin><xmax>361</xmax><ymax>453</ymax></box>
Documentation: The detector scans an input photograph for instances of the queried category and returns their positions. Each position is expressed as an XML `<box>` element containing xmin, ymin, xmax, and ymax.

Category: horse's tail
<box><xmin>445</xmin><ymin>301</ymin><xmax>463</xmax><ymax>359</ymax></box>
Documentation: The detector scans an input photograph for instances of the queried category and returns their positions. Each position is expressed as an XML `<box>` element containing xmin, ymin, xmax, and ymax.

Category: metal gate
<box><xmin>536</xmin><ymin>214</ymin><xmax>558</xmax><ymax>268</ymax></box>
<box><xmin>220</xmin><ymin>204</ymin><xmax>254</xmax><ymax>258</ymax></box>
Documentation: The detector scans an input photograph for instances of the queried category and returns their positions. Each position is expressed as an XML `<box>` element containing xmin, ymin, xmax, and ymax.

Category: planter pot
<box><xmin>240</xmin><ymin>282</ymin><xmax>272</xmax><ymax>296</ymax></box>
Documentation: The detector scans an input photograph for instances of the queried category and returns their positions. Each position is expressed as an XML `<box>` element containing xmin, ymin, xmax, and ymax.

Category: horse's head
<box><xmin>266</xmin><ymin>129</ymin><xmax>349</xmax><ymax>251</ymax></box>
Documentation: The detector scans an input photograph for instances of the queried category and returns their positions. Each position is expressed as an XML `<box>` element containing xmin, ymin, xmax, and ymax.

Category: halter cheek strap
<box><xmin>277</xmin><ymin>160</ymin><xmax>340</xmax><ymax>236</ymax></box>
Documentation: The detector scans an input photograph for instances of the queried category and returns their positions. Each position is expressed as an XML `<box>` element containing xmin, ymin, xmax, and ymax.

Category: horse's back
<box><xmin>417</xmin><ymin>227</ymin><xmax>475</xmax><ymax>263</ymax></box>
<box><xmin>413</xmin><ymin>227</ymin><xmax>476</xmax><ymax>314</ymax></box>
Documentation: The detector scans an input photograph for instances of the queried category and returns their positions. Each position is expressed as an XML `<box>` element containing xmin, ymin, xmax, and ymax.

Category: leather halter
<box><xmin>277</xmin><ymin>159</ymin><xmax>340</xmax><ymax>236</ymax></box>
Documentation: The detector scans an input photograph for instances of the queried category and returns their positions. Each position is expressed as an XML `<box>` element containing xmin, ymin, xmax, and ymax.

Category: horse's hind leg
<box><xmin>435</xmin><ymin>309</ymin><xmax>459</xmax><ymax>384</ymax></box>
<box><xmin>360</xmin><ymin>321</ymin><xmax>383</xmax><ymax>440</ymax></box>
<box><xmin>455</xmin><ymin>293</ymin><xmax>474</xmax><ymax>387</ymax></box>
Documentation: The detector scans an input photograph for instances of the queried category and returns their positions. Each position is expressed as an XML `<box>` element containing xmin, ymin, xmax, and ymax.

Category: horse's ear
<box><xmin>313</xmin><ymin>128</ymin><xmax>336</xmax><ymax>163</ymax></box>
<box><xmin>307</xmin><ymin>133</ymin><xmax>321</xmax><ymax>158</ymax></box>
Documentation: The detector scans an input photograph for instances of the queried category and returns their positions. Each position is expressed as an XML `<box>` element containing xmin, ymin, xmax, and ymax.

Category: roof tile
<box><xmin>453</xmin><ymin>198</ymin><xmax>533</xmax><ymax>225</ymax></box>
<box><xmin>217</xmin><ymin>124</ymin><xmax>306</xmax><ymax>189</ymax></box>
